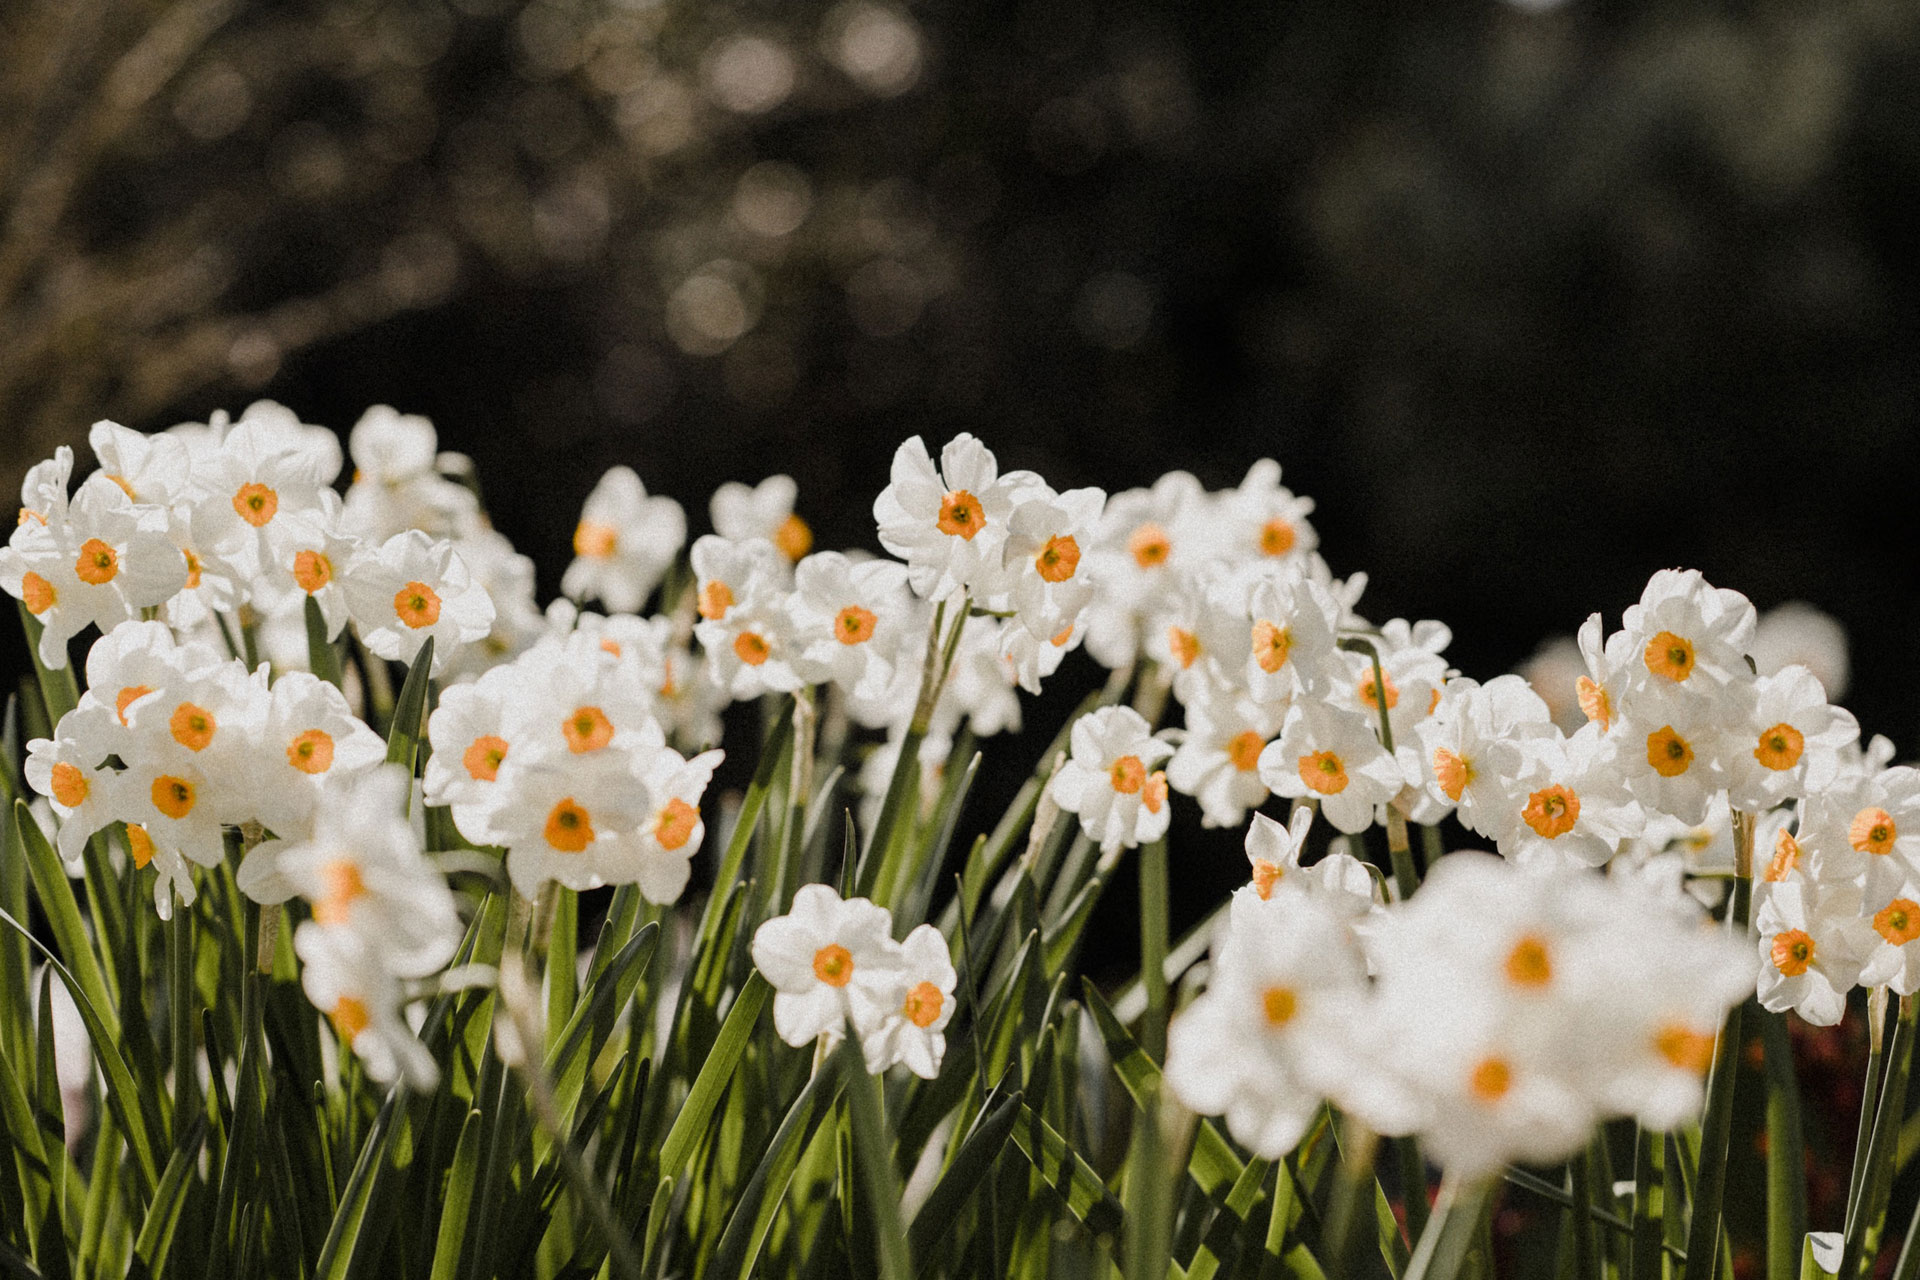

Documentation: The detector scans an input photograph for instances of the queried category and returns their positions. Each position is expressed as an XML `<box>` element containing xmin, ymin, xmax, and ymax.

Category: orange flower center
<box><xmin>183</xmin><ymin>549</ymin><xmax>203</xmax><ymax>589</ymax></box>
<box><xmin>836</xmin><ymin>605</ymin><xmax>878</xmax><ymax>645</ymax></box>
<box><xmin>1128</xmin><ymin>522</ymin><xmax>1171</xmax><ymax>568</ymax></box>
<box><xmin>655</xmin><ymin>798</ymin><xmax>699</xmax><ymax>851</ymax></box>
<box><xmin>170</xmin><ymin>702</ymin><xmax>216</xmax><ymax>751</ymax></box>
<box><xmin>775</xmin><ymin>512</ymin><xmax>813</xmax><ymax>561</ymax></box>
<box><xmin>563</xmin><ymin>706</ymin><xmax>614</xmax><ymax>753</ymax></box>
<box><xmin>126</xmin><ymin>824</ymin><xmax>156</xmax><ymax>869</ymax></box>
<box><xmin>1764</xmin><ymin>830</ymin><xmax>1802</xmax><ymax>883</ymax></box>
<box><xmin>1505</xmin><ymin>935</ymin><xmax>1553</xmax><ymax>987</ymax></box>
<box><xmin>1357</xmin><ymin>670</ymin><xmax>1399</xmax><ymax>712</ymax></box>
<box><xmin>330</xmin><ymin>996</ymin><xmax>370</xmax><ymax>1042</ymax></box>
<box><xmin>1167</xmin><ymin>626</ymin><xmax>1201</xmax><ymax>669</ymax></box>
<box><xmin>49</xmin><ymin>761</ymin><xmax>89</xmax><ymax>808</ymax></box>
<box><xmin>1251</xmin><ymin>859</ymin><xmax>1283</xmax><ymax>899</ymax></box>
<box><xmin>1142</xmin><ymin>771</ymin><xmax>1168</xmax><ymax>815</ymax></box>
<box><xmin>1258</xmin><ymin>518</ymin><xmax>1296</xmax><ymax>557</ymax></box>
<box><xmin>1226</xmin><ymin>730</ymin><xmax>1265</xmax><ymax>772</ymax></box>
<box><xmin>1655</xmin><ymin>1024</ymin><xmax>1715</xmax><ymax>1074</ymax></box>
<box><xmin>294</xmin><ymin>549</ymin><xmax>333</xmax><ymax>593</ymax></box>
<box><xmin>20</xmin><ymin>571</ymin><xmax>56</xmax><ymax>615</ymax></box>
<box><xmin>1251</xmin><ymin>620</ymin><xmax>1292</xmax><ymax>674</ymax></box>
<box><xmin>1035</xmin><ymin>534</ymin><xmax>1081</xmax><ymax>583</ymax></box>
<box><xmin>573</xmin><ymin>521</ymin><xmax>618</xmax><ymax>558</ymax></box>
<box><xmin>1522</xmin><ymin>785</ymin><xmax>1581</xmax><ymax>839</ymax></box>
<box><xmin>813</xmin><ymin>943</ymin><xmax>854</xmax><ymax>987</ymax></box>
<box><xmin>394</xmin><ymin>581</ymin><xmax>442</xmax><ymax>629</ymax></box>
<box><xmin>233</xmin><ymin>483</ymin><xmax>279</xmax><ymax>527</ymax></box>
<box><xmin>903</xmin><ymin>980</ymin><xmax>945</xmax><ymax>1028</ymax></box>
<box><xmin>1470</xmin><ymin>1057</ymin><xmax>1512</xmax><ymax>1102</ymax></box>
<box><xmin>1298</xmin><ymin>750</ymin><xmax>1348</xmax><ymax>795</ymax></box>
<box><xmin>152</xmin><ymin>775</ymin><xmax>196</xmax><ymax>819</ymax></box>
<box><xmin>287</xmin><ymin>729</ymin><xmax>335</xmax><ymax>774</ymax></box>
<box><xmin>1851</xmin><ymin>807</ymin><xmax>1897</xmax><ymax>855</ymax></box>
<box><xmin>698</xmin><ymin>579</ymin><xmax>735</xmax><ymax>620</ymax></box>
<box><xmin>1755</xmin><ymin>723</ymin><xmax>1805</xmax><ymax>772</ymax></box>
<box><xmin>1644</xmin><ymin>631</ymin><xmax>1695</xmax><ymax>682</ymax></box>
<box><xmin>313</xmin><ymin>860</ymin><xmax>367</xmax><ymax>926</ymax></box>
<box><xmin>1109</xmin><ymin>755</ymin><xmax>1146</xmax><ymax>794</ymax></box>
<box><xmin>464</xmin><ymin>735</ymin><xmax>508</xmax><ymax>781</ymax></box>
<box><xmin>1576</xmin><ymin>676</ymin><xmax>1612</xmax><ymax>730</ymax></box>
<box><xmin>936</xmin><ymin>490</ymin><xmax>985</xmax><ymax>540</ymax></box>
<box><xmin>1262</xmin><ymin>985</ymin><xmax>1298</xmax><ymax>1027</ymax></box>
<box><xmin>1433</xmin><ymin>748</ymin><xmax>1471</xmax><ymax>802</ymax></box>
<box><xmin>1646</xmin><ymin>726</ymin><xmax>1693</xmax><ymax>777</ymax></box>
<box><xmin>734</xmin><ymin>631</ymin><xmax>770</xmax><ymax>666</ymax></box>
<box><xmin>544</xmin><ymin>798</ymin><xmax>594</xmax><ymax>852</ymax></box>
<box><xmin>1770</xmin><ymin>929</ymin><xmax>1815</xmax><ymax>976</ymax></box>
<box><xmin>116</xmin><ymin>684</ymin><xmax>152</xmax><ymax>724</ymax></box>
<box><xmin>75</xmin><ymin>538</ymin><xmax>119</xmax><ymax>585</ymax></box>
<box><xmin>1876</xmin><ymin>898</ymin><xmax>1920</xmax><ymax>946</ymax></box>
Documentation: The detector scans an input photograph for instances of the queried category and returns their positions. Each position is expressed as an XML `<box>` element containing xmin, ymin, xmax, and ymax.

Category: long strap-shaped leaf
<box><xmin>1004</xmin><ymin>1101</ymin><xmax>1123</xmax><ymax>1240</ymax></box>
<box><xmin>130</xmin><ymin>1118</ymin><xmax>205</xmax><ymax>1279</ymax></box>
<box><xmin>708</xmin><ymin>1053</ymin><xmax>847</xmax><ymax>1278</ymax></box>
<box><xmin>656</xmin><ymin>972</ymin><xmax>770</xmax><ymax>1181</ymax></box>
<box><xmin>904</xmin><ymin>1087</ymin><xmax>1022</xmax><ymax>1273</ymax></box>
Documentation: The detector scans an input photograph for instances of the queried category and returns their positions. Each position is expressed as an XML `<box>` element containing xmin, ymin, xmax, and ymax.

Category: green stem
<box><xmin>1406</xmin><ymin>1176</ymin><xmax>1494</xmax><ymax>1280</ymax></box>
<box><xmin>169</xmin><ymin>888</ymin><xmax>197</xmax><ymax>1146</ymax></box>
<box><xmin>1845</xmin><ymin>988</ymin><xmax>1890</xmax><ymax>1236</ymax></box>
<box><xmin>1684</xmin><ymin>809</ymin><xmax>1754</xmax><ymax>1280</ymax></box>
<box><xmin>1629</xmin><ymin>1126</ymin><xmax>1662</xmax><ymax>1280</ymax></box>
<box><xmin>1761</xmin><ymin>1010</ymin><xmax>1808</xmax><ymax>1280</ymax></box>
<box><xmin>1139</xmin><ymin>837</ymin><xmax>1169</xmax><ymax>1063</ymax></box>
<box><xmin>1843</xmin><ymin>994</ymin><xmax>1917</xmax><ymax>1280</ymax></box>
<box><xmin>1324</xmin><ymin>1116</ymin><xmax>1381</xmax><ymax>1280</ymax></box>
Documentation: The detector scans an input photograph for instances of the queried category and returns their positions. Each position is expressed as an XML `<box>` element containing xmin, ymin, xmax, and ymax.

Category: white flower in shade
<box><xmin>560</xmin><ymin>466</ymin><xmax>687</xmax><ymax>613</ymax></box>
<box><xmin>343</xmin><ymin>530</ymin><xmax>496</xmax><ymax>676</ymax></box>
<box><xmin>790</xmin><ymin>551</ymin><xmax>913</xmax><ymax>699</ymax></box>
<box><xmin>1572</xmin><ymin>612</ymin><xmax>1634</xmax><ymax>736</ymax></box>
<box><xmin>1752</xmin><ymin>601</ymin><xmax>1849</xmax><ymax>701</ymax></box>
<box><xmin>24</xmin><ymin>705</ymin><xmax>122</xmax><ymax>868</ymax></box>
<box><xmin>997</xmin><ymin>613</ymin><xmax>1081</xmax><ymax>696</ymax></box>
<box><xmin>1236</xmin><ymin>807</ymin><xmax>1380</xmax><ymax>923</ymax></box>
<box><xmin>255</xmin><ymin>497</ymin><xmax>360</xmax><ymax>639</ymax></box>
<box><xmin>492</xmin><ymin>750</ymin><xmax>650</xmax><ymax>895</ymax></box>
<box><xmin>751</xmin><ymin>884</ymin><xmax>903</xmax><ymax>1049</ymax></box>
<box><xmin>1795</xmin><ymin>766</ymin><xmax>1920</xmax><ymax>904</ymax></box>
<box><xmin>859</xmin><ymin>924</ymin><xmax>956</xmax><ymax>1078</ymax></box>
<box><xmin>1241</xmin><ymin>573</ymin><xmax>1340</xmax><ymax>703</ymax></box>
<box><xmin>239</xmin><ymin>768</ymin><xmax>461</xmax><ymax>978</ymax></box>
<box><xmin>1165</xmin><ymin>886</ymin><xmax>1365</xmax><ymax>1157</ymax></box>
<box><xmin>438</xmin><ymin>528</ymin><xmax>546</xmax><ymax>682</ymax></box>
<box><xmin>15</xmin><ymin>446</ymin><xmax>74</xmax><ymax>529</ymax></box>
<box><xmin>423</xmin><ymin>666</ymin><xmax>522</xmax><ymax>841</ymax></box>
<box><xmin>2</xmin><ymin>480</ymin><xmax>189</xmax><ymax>668</ymax></box>
<box><xmin>188</xmin><ymin>411</ymin><xmax>339</xmax><ymax>578</ymax></box>
<box><xmin>1259</xmin><ymin>700</ymin><xmax>1402</xmax><ymax>835</ymax></box>
<box><xmin>1414</xmin><ymin>675</ymin><xmax>1554</xmax><ymax>836</ymax></box>
<box><xmin>1218</xmin><ymin>459</ymin><xmax>1317</xmax><ymax>567</ymax></box>
<box><xmin>1082</xmin><ymin>470</ymin><xmax>1213</xmax><ymax>670</ymax></box>
<box><xmin>1619</xmin><ymin>569</ymin><xmax>1758</xmax><ymax>704</ymax></box>
<box><xmin>1496</xmin><ymin>727</ymin><xmax>1643</xmax><ymax>869</ymax></box>
<box><xmin>1049</xmin><ymin>706</ymin><xmax>1174</xmax><ymax>853</ymax></box>
<box><xmin>340</xmin><ymin>405</ymin><xmax>479</xmax><ymax>542</ymax></box>
<box><xmin>925</xmin><ymin>616</ymin><xmax>1021</xmax><ymax>739</ymax></box>
<box><xmin>1165</xmin><ymin>685</ymin><xmax>1282</xmax><ymax>829</ymax></box>
<box><xmin>872</xmin><ymin>434</ymin><xmax>1038</xmax><ymax>601</ymax></box>
<box><xmin>88</xmin><ymin>421</ymin><xmax>193</xmax><ymax>508</ymax></box>
<box><xmin>626</xmin><ymin>735</ymin><xmax>724</xmax><ymax>906</ymax></box>
<box><xmin>246</xmin><ymin>672</ymin><xmax>387</xmax><ymax>840</ymax></box>
<box><xmin>690</xmin><ymin>534</ymin><xmax>787</xmax><ymax>623</ymax></box>
<box><xmin>517</xmin><ymin>632</ymin><xmax>660</xmax><ymax>758</ymax></box>
<box><xmin>1616</xmin><ymin>700</ymin><xmax>1732</xmax><ymax>828</ymax></box>
<box><xmin>1002</xmin><ymin>484</ymin><xmax>1105</xmax><ymax>641</ymax></box>
<box><xmin>78</xmin><ymin>621</ymin><xmax>221</xmax><ymax>729</ymax></box>
<box><xmin>1331</xmin><ymin>619</ymin><xmax>1451</xmax><ymax>750</ymax></box>
<box><xmin>654</xmin><ymin>637</ymin><xmax>731</xmax><ymax>751</ymax></box>
<box><xmin>694</xmin><ymin>585</ymin><xmax>805</xmax><ymax>699</ymax></box>
<box><xmin>1724</xmin><ymin>665</ymin><xmax>1858</xmax><ymax>811</ymax></box>
<box><xmin>295</xmin><ymin>923</ymin><xmax>439</xmax><ymax>1089</ymax></box>
<box><xmin>1514</xmin><ymin>634</ymin><xmax>1589</xmax><ymax>734</ymax></box>
<box><xmin>711</xmin><ymin>474</ymin><xmax>812</xmax><ymax>561</ymax></box>
<box><xmin>114</xmin><ymin>745</ymin><xmax>231</xmax><ymax>871</ymax></box>
<box><xmin>1755</xmin><ymin>878</ymin><xmax>1873</xmax><ymax>1027</ymax></box>
<box><xmin>1146</xmin><ymin>572</ymin><xmax>1250</xmax><ymax>705</ymax></box>
<box><xmin>158</xmin><ymin>514</ymin><xmax>245</xmax><ymax>633</ymax></box>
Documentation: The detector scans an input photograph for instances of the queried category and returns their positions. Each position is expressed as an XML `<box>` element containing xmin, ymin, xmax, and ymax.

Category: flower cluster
<box><xmin>750</xmin><ymin>884</ymin><xmax>957</xmax><ymax>1078</ymax></box>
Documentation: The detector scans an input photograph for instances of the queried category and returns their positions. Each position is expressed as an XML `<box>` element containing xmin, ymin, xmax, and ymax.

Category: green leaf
<box><xmin>1005</xmin><ymin>1101</ymin><xmax>1123</xmax><ymax>1239</ymax></box>
<box><xmin>709</xmin><ymin>1052</ymin><xmax>847</xmax><ymax>1279</ymax></box>
<box><xmin>841</xmin><ymin>1036</ymin><xmax>912</xmax><ymax>1280</ymax></box>
<box><xmin>0</xmin><ymin>904</ymin><xmax>158</xmax><ymax>1200</ymax></box>
<box><xmin>1185</xmin><ymin>1155</ymin><xmax>1273</xmax><ymax>1280</ymax></box>
<box><xmin>131</xmin><ymin>1118</ymin><xmax>205</xmax><ymax>1279</ymax></box>
<box><xmin>384</xmin><ymin>637</ymin><xmax>435</xmax><ymax>779</ymax></box>
<box><xmin>696</xmin><ymin>700</ymin><xmax>794</xmax><ymax>944</ymax></box>
<box><xmin>11</xmin><ymin>802</ymin><xmax>118</xmax><ymax>1045</ymax></box>
<box><xmin>304</xmin><ymin>595</ymin><xmax>345</xmax><ymax>689</ymax></box>
<box><xmin>426</xmin><ymin>1110</ymin><xmax>482</xmax><ymax>1280</ymax></box>
<box><xmin>657</xmin><ymin>971</ymin><xmax>770</xmax><ymax>1180</ymax></box>
<box><xmin>905</xmin><ymin>1087</ymin><xmax>1022</xmax><ymax>1272</ymax></box>
<box><xmin>1762</xmin><ymin>1012</ymin><xmax>1807</xmax><ymax>1280</ymax></box>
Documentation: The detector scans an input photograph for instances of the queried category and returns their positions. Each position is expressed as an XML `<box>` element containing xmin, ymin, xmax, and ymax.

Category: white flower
<box><xmin>1081</xmin><ymin>470</ymin><xmax>1213</xmax><ymax>670</ymax></box>
<box><xmin>88</xmin><ymin>420</ymin><xmax>193</xmax><ymax>508</ymax></box>
<box><xmin>560</xmin><ymin>466</ymin><xmax>686</xmax><ymax>613</ymax></box>
<box><xmin>1751</xmin><ymin>601</ymin><xmax>1849</xmax><ymax>702</ymax></box>
<box><xmin>872</xmin><ymin>434</ymin><xmax>1038</xmax><ymax>601</ymax></box>
<box><xmin>859</xmin><ymin>924</ymin><xmax>956</xmax><ymax>1078</ymax></box>
<box><xmin>1796</xmin><ymin>766</ymin><xmax>1920</xmax><ymax>904</ymax></box>
<box><xmin>1241</xmin><ymin>574</ymin><xmax>1341</xmax><ymax>704</ymax></box>
<box><xmin>1859</xmin><ymin>884</ymin><xmax>1920</xmax><ymax>997</ymax></box>
<box><xmin>750</xmin><ymin>884</ymin><xmax>903</xmax><ymax>1049</ymax></box>
<box><xmin>790</xmin><ymin>551</ymin><xmax>913</xmax><ymax>700</ymax></box>
<box><xmin>188</xmin><ymin>410</ymin><xmax>340</xmax><ymax>579</ymax></box>
<box><xmin>1165</xmin><ymin>685</ymin><xmax>1282</xmax><ymax>829</ymax></box>
<box><xmin>245</xmin><ymin>672</ymin><xmax>387</xmax><ymax>840</ymax></box>
<box><xmin>1236</xmin><ymin>807</ymin><xmax>1381</xmax><ymax>925</ymax></box>
<box><xmin>423</xmin><ymin>666</ymin><xmax>522</xmax><ymax>841</ymax></box>
<box><xmin>1723</xmin><ymin>665</ymin><xmax>1858</xmax><ymax>812</ymax></box>
<box><xmin>295</xmin><ymin>923</ymin><xmax>439</xmax><ymax>1089</ymax></box>
<box><xmin>626</xmin><ymin>735</ymin><xmax>724</xmax><ymax>906</ymax></box>
<box><xmin>24</xmin><ymin>705</ymin><xmax>122</xmax><ymax>868</ymax></box>
<box><xmin>1259</xmin><ymin>700</ymin><xmax>1402</xmax><ymax>835</ymax></box>
<box><xmin>340</xmin><ymin>405</ymin><xmax>479</xmax><ymax>542</ymax></box>
<box><xmin>1219</xmin><ymin>459</ymin><xmax>1317</xmax><ymax>566</ymax></box>
<box><xmin>1496</xmin><ymin>726</ymin><xmax>1642</xmax><ymax>869</ymax></box>
<box><xmin>1618</xmin><ymin>569</ymin><xmax>1757</xmax><ymax>704</ymax></box>
<box><xmin>1755</xmin><ymin>879</ymin><xmax>1873</xmax><ymax>1026</ymax></box>
<box><xmin>1002</xmin><ymin>484</ymin><xmax>1105</xmax><ymax>641</ymax></box>
<box><xmin>343</xmin><ymin>530</ymin><xmax>496</xmax><ymax>676</ymax></box>
<box><xmin>1049</xmin><ymin>706</ymin><xmax>1174</xmax><ymax>853</ymax></box>
<box><xmin>690</xmin><ymin>534</ymin><xmax>787</xmax><ymax>623</ymax></box>
<box><xmin>711</xmin><ymin>474</ymin><xmax>812</xmax><ymax>561</ymax></box>
<box><xmin>492</xmin><ymin>749</ymin><xmax>651</xmax><ymax>895</ymax></box>
<box><xmin>693</xmin><ymin>584</ymin><xmax>804</xmax><ymax>699</ymax></box>
<box><xmin>1616</xmin><ymin>700</ymin><xmax>1732</xmax><ymax>828</ymax></box>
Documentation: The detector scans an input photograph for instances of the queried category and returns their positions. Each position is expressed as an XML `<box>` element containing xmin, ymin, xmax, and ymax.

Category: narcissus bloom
<box><xmin>858</xmin><ymin>924</ymin><xmax>957</xmax><ymax>1079</ymax></box>
<box><xmin>751</xmin><ymin>884</ymin><xmax>902</xmax><ymax>1050</ymax></box>
<box><xmin>1724</xmin><ymin>664</ymin><xmax>1858</xmax><ymax>811</ymax></box>
<box><xmin>295</xmin><ymin>922</ymin><xmax>440</xmax><ymax>1089</ymax></box>
<box><xmin>561</xmin><ymin>466</ymin><xmax>687</xmax><ymax>613</ymax></box>
<box><xmin>343</xmin><ymin>530</ymin><xmax>495</xmax><ymax>676</ymax></box>
<box><xmin>873</xmin><ymin>434</ymin><xmax>1038</xmax><ymax>601</ymax></box>
<box><xmin>1002</xmin><ymin>484</ymin><xmax>1106</xmax><ymax>641</ymax></box>
<box><xmin>1166</xmin><ymin>686</ymin><xmax>1282</xmax><ymax>829</ymax></box>
<box><xmin>711</xmin><ymin>474</ymin><xmax>811</xmax><ymax>561</ymax></box>
<box><xmin>1755</xmin><ymin>879</ymin><xmax>1873</xmax><ymax>1027</ymax></box>
<box><xmin>1049</xmin><ymin>705</ymin><xmax>1174</xmax><ymax>853</ymax></box>
<box><xmin>1260</xmin><ymin>700</ymin><xmax>1403</xmax><ymax>835</ymax></box>
<box><xmin>492</xmin><ymin>750</ymin><xmax>651</xmax><ymax>895</ymax></box>
<box><xmin>790</xmin><ymin>551</ymin><xmax>913</xmax><ymax>699</ymax></box>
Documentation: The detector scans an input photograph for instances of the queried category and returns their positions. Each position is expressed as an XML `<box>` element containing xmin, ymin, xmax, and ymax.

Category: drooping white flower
<box><xmin>1049</xmin><ymin>706</ymin><xmax>1174</xmax><ymax>853</ymax></box>
<box><xmin>88</xmin><ymin>420</ymin><xmax>193</xmax><ymax>508</ymax></box>
<box><xmin>625</xmin><ymin>733</ymin><xmax>724</xmax><ymax>906</ymax></box>
<box><xmin>560</xmin><ymin>466</ymin><xmax>687</xmax><ymax>613</ymax></box>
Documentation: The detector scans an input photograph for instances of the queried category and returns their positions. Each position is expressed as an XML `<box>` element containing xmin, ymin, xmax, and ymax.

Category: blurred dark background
<box><xmin>3</xmin><ymin>1</ymin><xmax>1918</xmax><ymax>1264</ymax></box>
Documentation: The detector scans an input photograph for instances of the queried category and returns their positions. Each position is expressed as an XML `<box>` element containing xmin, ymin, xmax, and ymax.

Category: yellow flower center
<box><xmin>734</xmin><ymin>631</ymin><xmax>771</xmax><ymax>666</ymax></box>
<box><xmin>1258</xmin><ymin>518</ymin><xmax>1296</xmax><ymax>557</ymax></box>
<box><xmin>126</xmin><ymin>824</ymin><xmax>155</xmax><ymax>869</ymax></box>
<box><xmin>1109</xmin><ymin>755</ymin><xmax>1146</xmax><ymax>794</ymax></box>
<box><xmin>313</xmin><ymin>860</ymin><xmax>367</xmax><ymax>926</ymax></box>
<box><xmin>1035</xmin><ymin>534</ymin><xmax>1081</xmax><ymax>583</ymax></box>
<box><xmin>1764</xmin><ymin>830</ymin><xmax>1802</xmax><ymax>883</ymax></box>
<box><xmin>544</xmin><ymin>798</ymin><xmax>594</xmax><ymax>852</ymax></box>
<box><xmin>1755</xmin><ymin>723</ymin><xmax>1805</xmax><ymax>772</ymax></box>
<box><xmin>1646</xmin><ymin>726</ymin><xmax>1693</xmax><ymax>778</ymax></box>
<box><xmin>1166</xmin><ymin>626</ymin><xmax>1201</xmax><ymax>669</ymax></box>
<box><xmin>698</xmin><ymin>579</ymin><xmax>735</xmax><ymax>621</ymax></box>
<box><xmin>1771</xmin><ymin>929</ymin><xmax>1814</xmax><ymax>976</ymax></box>
<box><xmin>1655</xmin><ymin>1024</ymin><xmax>1715</xmax><ymax>1074</ymax></box>
<box><xmin>287</xmin><ymin>729</ymin><xmax>335</xmax><ymax>774</ymax></box>
<box><xmin>1576</xmin><ymin>676</ymin><xmax>1611</xmax><ymax>730</ymax></box>
<box><xmin>775</xmin><ymin>513</ymin><xmax>813</xmax><ymax>562</ymax></box>
<box><xmin>813</xmin><ymin>943</ymin><xmax>854</xmax><ymax>987</ymax></box>
<box><xmin>1470</xmin><ymin>1057</ymin><xmax>1512</xmax><ymax>1102</ymax></box>
<box><xmin>294</xmin><ymin>549</ymin><xmax>333</xmax><ymax>593</ymax></box>
<box><xmin>152</xmin><ymin>775</ymin><xmax>196</xmax><ymax>820</ymax></box>
<box><xmin>1251</xmin><ymin>859</ymin><xmax>1283</xmax><ymax>899</ymax></box>
<box><xmin>1226</xmin><ymin>730</ymin><xmax>1265</xmax><ymax>772</ymax></box>
<box><xmin>1521</xmin><ymin>786</ymin><xmax>1580</xmax><ymax>840</ymax></box>
<box><xmin>1644</xmin><ymin>631</ymin><xmax>1695</xmax><ymax>682</ymax></box>
<box><xmin>462</xmin><ymin>735</ymin><xmax>507</xmax><ymax>781</ymax></box>
<box><xmin>49</xmin><ymin>762</ymin><xmax>89</xmax><ymax>808</ymax></box>
<box><xmin>1433</xmin><ymin>748</ymin><xmax>1472</xmax><ymax>802</ymax></box>
<box><xmin>1851</xmin><ymin>807</ymin><xmax>1897</xmax><ymax>855</ymax></box>
<box><xmin>75</xmin><ymin>538</ymin><xmax>119</xmax><ymax>585</ymax></box>
<box><xmin>937</xmin><ymin>490</ymin><xmax>985</xmax><ymax>540</ymax></box>
<box><xmin>394</xmin><ymin>581</ymin><xmax>442</xmax><ymax>629</ymax></box>
<box><xmin>1262</xmin><ymin>985</ymin><xmax>1298</xmax><ymax>1027</ymax></box>
<box><xmin>1143</xmin><ymin>771</ymin><xmax>1167</xmax><ymax>815</ymax></box>
<box><xmin>20</xmin><ymin>571</ymin><xmax>56</xmax><ymax>615</ymax></box>
<box><xmin>903</xmin><ymin>980</ymin><xmax>945</xmax><ymax>1028</ymax></box>
<box><xmin>836</xmin><ymin>605</ymin><xmax>878</xmax><ymax>645</ymax></box>
<box><xmin>1505</xmin><ymin>935</ymin><xmax>1553</xmax><ymax>987</ymax></box>
<box><xmin>563</xmin><ymin>706</ymin><xmax>614</xmax><ymax>754</ymax></box>
<box><xmin>655</xmin><ymin>798</ymin><xmax>699</xmax><ymax>851</ymax></box>
<box><xmin>1298</xmin><ymin>750</ymin><xmax>1348</xmax><ymax>795</ymax></box>
<box><xmin>1251</xmin><ymin>620</ymin><xmax>1292</xmax><ymax>675</ymax></box>
<box><xmin>170</xmin><ymin>702</ymin><xmax>216</xmax><ymax>751</ymax></box>
<box><xmin>1128</xmin><ymin>522</ymin><xmax>1170</xmax><ymax>568</ymax></box>
<box><xmin>1876</xmin><ymin>898</ymin><xmax>1920</xmax><ymax>946</ymax></box>
<box><xmin>573</xmin><ymin>521</ymin><xmax>618</xmax><ymax>558</ymax></box>
<box><xmin>234</xmin><ymin>483</ymin><xmax>279</xmax><ymax>527</ymax></box>
<box><xmin>115</xmin><ymin>685</ymin><xmax>152</xmax><ymax>724</ymax></box>
<box><xmin>330</xmin><ymin>996</ymin><xmax>370</xmax><ymax>1042</ymax></box>
<box><xmin>183</xmin><ymin>549</ymin><xmax>203</xmax><ymax>589</ymax></box>
<box><xmin>1357</xmin><ymin>670</ymin><xmax>1399</xmax><ymax>712</ymax></box>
